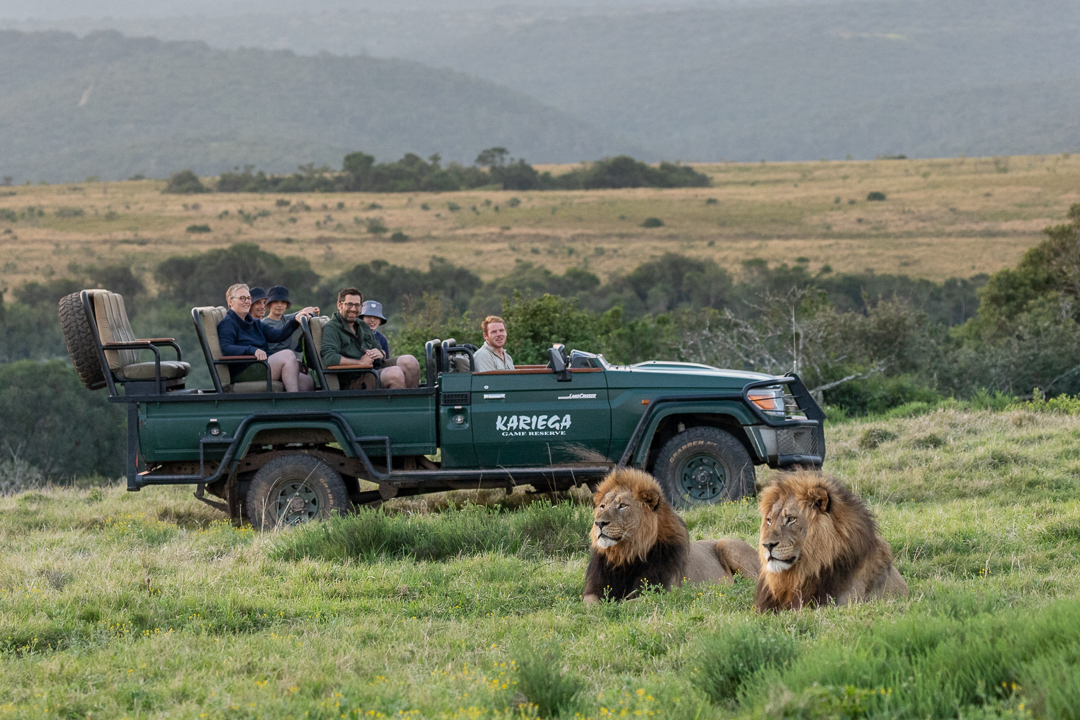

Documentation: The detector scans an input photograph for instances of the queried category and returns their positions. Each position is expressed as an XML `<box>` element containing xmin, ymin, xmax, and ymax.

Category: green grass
<box><xmin>3</xmin><ymin>408</ymin><xmax>1080</xmax><ymax>718</ymax></box>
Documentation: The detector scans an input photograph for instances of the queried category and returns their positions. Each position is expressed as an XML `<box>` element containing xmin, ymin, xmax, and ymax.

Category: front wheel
<box><xmin>246</xmin><ymin>454</ymin><xmax>349</xmax><ymax>530</ymax></box>
<box><xmin>653</xmin><ymin>427</ymin><xmax>756</xmax><ymax>507</ymax></box>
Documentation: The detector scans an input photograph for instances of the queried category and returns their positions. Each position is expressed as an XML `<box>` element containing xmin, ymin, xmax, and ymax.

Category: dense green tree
<box><xmin>154</xmin><ymin>243</ymin><xmax>319</xmax><ymax>305</ymax></box>
<box><xmin>0</xmin><ymin>360</ymin><xmax>124</xmax><ymax>479</ymax></box>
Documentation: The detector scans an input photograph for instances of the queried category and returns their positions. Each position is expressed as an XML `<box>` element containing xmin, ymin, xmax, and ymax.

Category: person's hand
<box><xmin>357</xmin><ymin>354</ymin><xmax>375</xmax><ymax>368</ymax></box>
<box><xmin>299</xmin><ymin>306</ymin><xmax>319</xmax><ymax>318</ymax></box>
<box><xmin>365</xmin><ymin>348</ymin><xmax>385</xmax><ymax>360</ymax></box>
<box><xmin>254</xmin><ymin>349</ymin><xmax>267</xmax><ymax>361</ymax></box>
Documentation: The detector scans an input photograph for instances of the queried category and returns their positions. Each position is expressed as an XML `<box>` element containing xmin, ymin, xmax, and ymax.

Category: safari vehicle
<box><xmin>59</xmin><ymin>289</ymin><xmax>825</xmax><ymax>529</ymax></box>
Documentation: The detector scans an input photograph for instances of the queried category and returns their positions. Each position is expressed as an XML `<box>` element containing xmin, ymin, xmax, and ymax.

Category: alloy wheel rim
<box><xmin>273</xmin><ymin>481</ymin><xmax>320</xmax><ymax>525</ymax></box>
<box><xmin>677</xmin><ymin>455</ymin><xmax>726</xmax><ymax>502</ymax></box>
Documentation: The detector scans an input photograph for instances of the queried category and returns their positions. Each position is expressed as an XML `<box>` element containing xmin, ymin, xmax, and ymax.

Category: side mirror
<box><xmin>548</xmin><ymin>346</ymin><xmax>572</xmax><ymax>382</ymax></box>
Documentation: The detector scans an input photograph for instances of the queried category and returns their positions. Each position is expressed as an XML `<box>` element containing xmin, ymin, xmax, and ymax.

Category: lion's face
<box><xmin>592</xmin><ymin>486</ymin><xmax>657</xmax><ymax>551</ymax></box>
<box><xmin>759</xmin><ymin>488</ymin><xmax>825</xmax><ymax>574</ymax></box>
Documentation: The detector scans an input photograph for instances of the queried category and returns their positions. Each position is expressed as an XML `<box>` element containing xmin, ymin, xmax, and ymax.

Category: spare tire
<box><xmin>59</xmin><ymin>291</ymin><xmax>107</xmax><ymax>390</ymax></box>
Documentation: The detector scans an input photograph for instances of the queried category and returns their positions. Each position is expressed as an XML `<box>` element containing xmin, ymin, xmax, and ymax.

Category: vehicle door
<box><xmin>470</xmin><ymin>366</ymin><xmax>610</xmax><ymax>467</ymax></box>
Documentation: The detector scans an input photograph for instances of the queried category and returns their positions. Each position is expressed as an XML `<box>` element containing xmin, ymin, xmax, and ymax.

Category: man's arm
<box><xmin>320</xmin><ymin>323</ymin><xmax>374</xmax><ymax>368</ymax></box>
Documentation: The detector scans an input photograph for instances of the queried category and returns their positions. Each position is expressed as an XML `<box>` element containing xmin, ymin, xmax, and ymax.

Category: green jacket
<box><xmin>320</xmin><ymin>312</ymin><xmax>378</xmax><ymax>367</ymax></box>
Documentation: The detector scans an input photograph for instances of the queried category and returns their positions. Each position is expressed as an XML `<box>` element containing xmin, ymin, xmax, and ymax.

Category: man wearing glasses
<box><xmin>320</xmin><ymin>287</ymin><xmax>419</xmax><ymax>389</ymax></box>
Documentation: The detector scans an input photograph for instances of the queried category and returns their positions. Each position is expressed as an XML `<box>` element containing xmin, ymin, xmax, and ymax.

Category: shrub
<box><xmin>365</xmin><ymin>217</ymin><xmax>388</xmax><ymax>235</ymax></box>
<box><xmin>185</xmin><ymin>224</ymin><xmax>212</xmax><ymax>233</ymax></box>
<box><xmin>514</xmin><ymin>644</ymin><xmax>585</xmax><ymax>718</ymax></box>
<box><xmin>55</xmin><ymin>206</ymin><xmax>84</xmax><ymax>218</ymax></box>
<box><xmin>163</xmin><ymin>170</ymin><xmax>207</xmax><ymax>194</ymax></box>
<box><xmin>867</xmin><ymin>191</ymin><xmax>887</xmax><ymax>201</ymax></box>
<box><xmin>0</xmin><ymin>209</ymin><xmax>16</xmax><ymax>222</ymax></box>
<box><xmin>695</xmin><ymin>624</ymin><xmax>798</xmax><ymax>705</ymax></box>
<box><xmin>507</xmin><ymin>197</ymin><xmax>522</xmax><ymax>207</ymax></box>
<box><xmin>274</xmin><ymin>198</ymin><xmax>291</xmax><ymax>207</ymax></box>
<box><xmin>447</xmin><ymin>202</ymin><xmax>461</xmax><ymax>212</ymax></box>
<box><xmin>641</xmin><ymin>217</ymin><xmax>664</xmax><ymax>228</ymax></box>
<box><xmin>705</xmin><ymin>197</ymin><xmax>719</xmax><ymax>205</ymax></box>
<box><xmin>154</xmin><ymin>242</ymin><xmax>319</xmax><ymax>304</ymax></box>
<box><xmin>389</xmin><ymin>231</ymin><xmax>409</xmax><ymax>243</ymax></box>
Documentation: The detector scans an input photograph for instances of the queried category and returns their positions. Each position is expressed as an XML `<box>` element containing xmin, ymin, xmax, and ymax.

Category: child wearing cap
<box><xmin>359</xmin><ymin>300</ymin><xmax>390</xmax><ymax>358</ymax></box>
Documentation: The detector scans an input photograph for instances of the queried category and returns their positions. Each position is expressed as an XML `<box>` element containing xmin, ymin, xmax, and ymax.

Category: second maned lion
<box><xmin>756</xmin><ymin>470</ymin><xmax>908</xmax><ymax>611</ymax></box>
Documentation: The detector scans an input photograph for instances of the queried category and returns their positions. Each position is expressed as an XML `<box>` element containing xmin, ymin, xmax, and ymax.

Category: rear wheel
<box><xmin>246</xmin><ymin>454</ymin><xmax>349</xmax><ymax>530</ymax></box>
<box><xmin>653</xmin><ymin>427</ymin><xmax>756</xmax><ymax>507</ymax></box>
<box><xmin>59</xmin><ymin>291</ymin><xmax>107</xmax><ymax>390</ymax></box>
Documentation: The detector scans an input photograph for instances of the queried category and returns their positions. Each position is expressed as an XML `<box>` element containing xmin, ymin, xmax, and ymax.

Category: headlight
<box><xmin>748</xmin><ymin>386</ymin><xmax>785</xmax><ymax>416</ymax></box>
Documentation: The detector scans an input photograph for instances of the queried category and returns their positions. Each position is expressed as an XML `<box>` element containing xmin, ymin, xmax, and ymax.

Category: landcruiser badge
<box><xmin>497</xmin><ymin>414</ymin><xmax>572</xmax><ymax>436</ymax></box>
<box><xmin>558</xmin><ymin>393</ymin><xmax>597</xmax><ymax>400</ymax></box>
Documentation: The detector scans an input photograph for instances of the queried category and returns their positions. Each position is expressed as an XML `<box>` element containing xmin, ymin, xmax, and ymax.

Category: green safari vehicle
<box><xmin>60</xmin><ymin>289</ymin><xmax>826</xmax><ymax>529</ymax></box>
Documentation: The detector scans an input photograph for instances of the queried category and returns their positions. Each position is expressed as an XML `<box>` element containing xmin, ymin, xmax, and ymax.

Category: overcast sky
<box><xmin>0</xmin><ymin>0</ymin><xmax>824</xmax><ymax>21</ymax></box>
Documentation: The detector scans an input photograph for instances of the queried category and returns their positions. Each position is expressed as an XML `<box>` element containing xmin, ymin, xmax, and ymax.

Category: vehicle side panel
<box><xmin>137</xmin><ymin>391</ymin><xmax>437</xmax><ymax>463</ymax></box>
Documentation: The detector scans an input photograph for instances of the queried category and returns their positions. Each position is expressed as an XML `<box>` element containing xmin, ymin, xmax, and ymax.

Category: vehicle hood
<box><xmin>605</xmin><ymin>361</ymin><xmax>776</xmax><ymax>391</ymax></box>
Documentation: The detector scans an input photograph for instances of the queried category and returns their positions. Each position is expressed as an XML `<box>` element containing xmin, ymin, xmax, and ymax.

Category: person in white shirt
<box><xmin>472</xmin><ymin>315</ymin><xmax>515</xmax><ymax>372</ymax></box>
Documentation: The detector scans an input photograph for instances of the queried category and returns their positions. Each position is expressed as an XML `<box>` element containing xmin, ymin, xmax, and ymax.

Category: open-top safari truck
<box><xmin>59</xmin><ymin>289</ymin><xmax>825</xmax><ymax>529</ymax></box>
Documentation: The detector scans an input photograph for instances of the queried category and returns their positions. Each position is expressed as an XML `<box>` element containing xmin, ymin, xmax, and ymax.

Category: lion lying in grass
<box><xmin>756</xmin><ymin>470</ymin><xmax>908</xmax><ymax>611</ymax></box>
<box><xmin>583</xmin><ymin>468</ymin><xmax>759</xmax><ymax>604</ymax></box>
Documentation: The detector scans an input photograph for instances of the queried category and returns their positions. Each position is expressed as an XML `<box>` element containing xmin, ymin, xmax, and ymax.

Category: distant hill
<box><xmin>416</xmin><ymin>0</ymin><xmax>1080</xmax><ymax>161</ymax></box>
<box><xmin>0</xmin><ymin>30</ymin><xmax>634</xmax><ymax>183</ymax></box>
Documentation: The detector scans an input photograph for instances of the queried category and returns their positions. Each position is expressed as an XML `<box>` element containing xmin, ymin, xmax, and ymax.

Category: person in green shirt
<box><xmin>320</xmin><ymin>287</ymin><xmax>419</xmax><ymax>389</ymax></box>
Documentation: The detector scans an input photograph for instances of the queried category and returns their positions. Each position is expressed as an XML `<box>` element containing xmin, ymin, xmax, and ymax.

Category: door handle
<box><xmin>483</xmin><ymin>393</ymin><xmax>506</xmax><ymax>399</ymax></box>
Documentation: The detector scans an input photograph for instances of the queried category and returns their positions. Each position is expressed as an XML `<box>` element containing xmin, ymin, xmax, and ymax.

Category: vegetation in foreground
<box><xmin>3</xmin><ymin>406</ymin><xmax>1080</xmax><ymax>719</ymax></box>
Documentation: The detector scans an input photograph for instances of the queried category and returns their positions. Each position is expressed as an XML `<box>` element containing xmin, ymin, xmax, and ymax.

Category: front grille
<box><xmin>440</xmin><ymin>392</ymin><xmax>470</xmax><ymax>406</ymax></box>
<box><xmin>777</xmin><ymin>426</ymin><xmax>823</xmax><ymax>458</ymax></box>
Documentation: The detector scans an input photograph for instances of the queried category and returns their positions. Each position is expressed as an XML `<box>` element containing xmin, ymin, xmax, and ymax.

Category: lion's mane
<box><xmin>583</xmin><ymin>468</ymin><xmax>690</xmax><ymax>602</ymax></box>
<box><xmin>755</xmin><ymin>470</ymin><xmax>907</xmax><ymax>611</ymax></box>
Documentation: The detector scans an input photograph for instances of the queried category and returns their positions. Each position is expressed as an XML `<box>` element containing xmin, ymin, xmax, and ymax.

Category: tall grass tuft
<box><xmin>745</xmin><ymin>597</ymin><xmax>1080</xmax><ymax>719</ymax></box>
<box><xmin>694</xmin><ymin>623</ymin><xmax>798</xmax><ymax>706</ymax></box>
<box><xmin>270</xmin><ymin>501</ymin><xmax>589</xmax><ymax>562</ymax></box>
<box><xmin>514</xmin><ymin>643</ymin><xmax>584</xmax><ymax>718</ymax></box>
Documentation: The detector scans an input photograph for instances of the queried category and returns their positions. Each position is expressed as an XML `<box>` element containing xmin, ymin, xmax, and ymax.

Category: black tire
<box><xmin>246</xmin><ymin>454</ymin><xmax>349</xmax><ymax>531</ymax></box>
<box><xmin>58</xmin><ymin>291</ymin><xmax>107</xmax><ymax>390</ymax></box>
<box><xmin>653</xmin><ymin>427</ymin><xmax>756</xmax><ymax>508</ymax></box>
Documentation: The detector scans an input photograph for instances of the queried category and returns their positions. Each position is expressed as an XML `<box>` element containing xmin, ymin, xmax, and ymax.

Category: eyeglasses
<box><xmin>232</xmin><ymin>296</ymin><xmax>252</xmax><ymax>302</ymax></box>
<box><xmin>341</xmin><ymin>302</ymin><xmax>362</xmax><ymax>309</ymax></box>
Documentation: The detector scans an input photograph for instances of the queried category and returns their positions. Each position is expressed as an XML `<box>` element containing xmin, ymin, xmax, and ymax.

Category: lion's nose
<box><xmin>762</xmin><ymin>542</ymin><xmax>778</xmax><ymax>553</ymax></box>
<box><xmin>595</xmin><ymin>521</ymin><xmax>608</xmax><ymax>531</ymax></box>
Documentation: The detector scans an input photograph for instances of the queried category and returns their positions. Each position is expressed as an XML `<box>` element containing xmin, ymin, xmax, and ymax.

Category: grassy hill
<box><xmin>1</xmin><ymin>153</ymin><xmax>1077</xmax><ymax>293</ymax></box>
<box><xmin>4</xmin><ymin>405</ymin><xmax>1080</xmax><ymax>717</ymax></box>
<box><xmin>0</xmin><ymin>30</ymin><xmax>632</xmax><ymax>184</ymax></box>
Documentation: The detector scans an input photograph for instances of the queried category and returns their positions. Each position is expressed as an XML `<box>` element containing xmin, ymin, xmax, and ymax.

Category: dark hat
<box><xmin>266</xmin><ymin>285</ymin><xmax>291</xmax><ymax>308</ymax></box>
<box><xmin>249</xmin><ymin>286</ymin><xmax>268</xmax><ymax>302</ymax></box>
<box><xmin>360</xmin><ymin>300</ymin><xmax>387</xmax><ymax>325</ymax></box>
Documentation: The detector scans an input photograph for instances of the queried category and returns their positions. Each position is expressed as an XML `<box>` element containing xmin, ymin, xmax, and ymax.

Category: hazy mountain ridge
<box><xmin>0</xmin><ymin>29</ymin><xmax>634</xmax><ymax>183</ymax></box>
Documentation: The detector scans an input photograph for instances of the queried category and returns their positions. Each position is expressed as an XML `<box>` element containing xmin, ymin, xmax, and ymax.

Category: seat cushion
<box><xmin>93</xmin><ymin>291</ymin><xmax>139</xmax><ymax>370</ymax></box>
<box><xmin>226</xmin><ymin>381</ymin><xmax>285</xmax><ymax>393</ymax></box>
<box><xmin>116</xmin><ymin>361</ymin><xmax>191</xmax><ymax>381</ymax></box>
<box><xmin>193</xmin><ymin>306</ymin><xmax>231</xmax><ymax>385</ymax></box>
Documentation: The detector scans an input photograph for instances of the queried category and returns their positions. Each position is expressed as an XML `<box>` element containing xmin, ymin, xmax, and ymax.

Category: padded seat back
<box><xmin>194</xmin><ymin>306</ymin><xmax>232</xmax><ymax>385</ymax></box>
<box><xmin>306</xmin><ymin>315</ymin><xmax>339</xmax><ymax>390</ymax></box>
<box><xmin>94</xmin><ymin>291</ymin><xmax>139</xmax><ymax>370</ymax></box>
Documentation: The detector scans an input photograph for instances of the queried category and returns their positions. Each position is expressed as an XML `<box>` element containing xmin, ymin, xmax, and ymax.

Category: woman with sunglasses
<box><xmin>218</xmin><ymin>283</ymin><xmax>320</xmax><ymax>392</ymax></box>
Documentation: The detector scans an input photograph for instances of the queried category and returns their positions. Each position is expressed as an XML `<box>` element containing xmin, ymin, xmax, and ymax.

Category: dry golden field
<box><xmin>1</xmin><ymin>153</ymin><xmax>1078</xmax><ymax>290</ymax></box>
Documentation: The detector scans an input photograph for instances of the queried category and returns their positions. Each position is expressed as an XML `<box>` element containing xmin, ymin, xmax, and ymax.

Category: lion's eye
<box><xmin>785</xmin><ymin>515</ymin><xmax>796</xmax><ymax>525</ymax></box>
<box><xmin>618</xmin><ymin>503</ymin><xmax>627</xmax><ymax>510</ymax></box>
<box><xmin>765</xmin><ymin>518</ymin><xmax>772</xmax><ymax>526</ymax></box>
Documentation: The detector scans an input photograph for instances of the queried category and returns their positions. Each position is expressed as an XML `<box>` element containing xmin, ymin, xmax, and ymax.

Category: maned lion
<box><xmin>583</xmin><ymin>468</ymin><xmax>760</xmax><ymax>604</ymax></box>
<box><xmin>755</xmin><ymin>470</ymin><xmax>908</xmax><ymax>611</ymax></box>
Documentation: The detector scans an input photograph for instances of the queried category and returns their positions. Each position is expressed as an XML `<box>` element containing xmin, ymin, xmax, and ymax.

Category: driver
<box><xmin>473</xmin><ymin>315</ymin><xmax>515</xmax><ymax>373</ymax></box>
